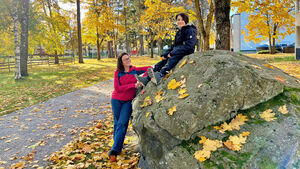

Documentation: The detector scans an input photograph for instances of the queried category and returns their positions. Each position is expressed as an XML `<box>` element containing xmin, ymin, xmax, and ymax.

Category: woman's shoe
<box><xmin>108</xmin><ymin>150</ymin><xmax>120</xmax><ymax>162</ymax></box>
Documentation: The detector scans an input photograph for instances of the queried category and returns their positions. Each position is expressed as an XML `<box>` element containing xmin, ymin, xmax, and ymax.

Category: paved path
<box><xmin>0</xmin><ymin>79</ymin><xmax>114</xmax><ymax>168</ymax></box>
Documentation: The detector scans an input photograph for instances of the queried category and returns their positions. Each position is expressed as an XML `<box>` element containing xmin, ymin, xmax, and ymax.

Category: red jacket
<box><xmin>112</xmin><ymin>66</ymin><xmax>152</xmax><ymax>101</ymax></box>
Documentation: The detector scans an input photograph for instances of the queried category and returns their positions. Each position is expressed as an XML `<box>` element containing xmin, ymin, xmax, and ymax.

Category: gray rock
<box><xmin>132</xmin><ymin>50</ymin><xmax>300</xmax><ymax>169</ymax></box>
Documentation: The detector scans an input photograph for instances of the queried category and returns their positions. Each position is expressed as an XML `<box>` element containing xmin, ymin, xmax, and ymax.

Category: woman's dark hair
<box><xmin>175</xmin><ymin>13</ymin><xmax>189</xmax><ymax>24</ymax></box>
<box><xmin>117</xmin><ymin>52</ymin><xmax>128</xmax><ymax>71</ymax></box>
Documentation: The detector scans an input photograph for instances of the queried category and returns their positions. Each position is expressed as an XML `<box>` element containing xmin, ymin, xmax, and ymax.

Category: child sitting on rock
<box><xmin>135</xmin><ymin>12</ymin><xmax>197</xmax><ymax>86</ymax></box>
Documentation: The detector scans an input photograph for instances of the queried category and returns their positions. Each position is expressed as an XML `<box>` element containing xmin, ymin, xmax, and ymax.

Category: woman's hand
<box><xmin>135</xmin><ymin>82</ymin><xmax>143</xmax><ymax>89</ymax></box>
<box><xmin>168</xmin><ymin>54</ymin><xmax>171</xmax><ymax>58</ymax></box>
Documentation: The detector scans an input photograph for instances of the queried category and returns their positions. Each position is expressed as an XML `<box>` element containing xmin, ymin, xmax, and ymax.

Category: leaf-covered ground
<box><xmin>0</xmin><ymin>57</ymin><xmax>158</xmax><ymax>116</ymax></box>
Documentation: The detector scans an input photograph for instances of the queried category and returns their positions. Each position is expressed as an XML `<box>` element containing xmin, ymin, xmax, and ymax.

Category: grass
<box><xmin>245</xmin><ymin>53</ymin><xmax>300</xmax><ymax>79</ymax></box>
<box><xmin>0</xmin><ymin>56</ymin><xmax>159</xmax><ymax>116</ymax></box>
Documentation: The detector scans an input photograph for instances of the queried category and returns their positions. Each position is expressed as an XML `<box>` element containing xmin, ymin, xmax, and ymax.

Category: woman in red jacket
<box><xmin>109</xmin><ymin>52</ymin><xmax>151</xmax><ymax>162</ymax></box>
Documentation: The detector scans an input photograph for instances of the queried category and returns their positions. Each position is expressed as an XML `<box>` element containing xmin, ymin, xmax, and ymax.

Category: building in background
<box><xmin>232</xmin><ymin>12</ymin><xmax>295</xmax><ymax>53</ymax></box>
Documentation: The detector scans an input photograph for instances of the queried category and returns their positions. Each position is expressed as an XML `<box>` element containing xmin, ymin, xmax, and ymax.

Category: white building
<box><xmin>232</xmin><ymin>12</ymin><xmax>295</xmax><ymax>53</ymax></box>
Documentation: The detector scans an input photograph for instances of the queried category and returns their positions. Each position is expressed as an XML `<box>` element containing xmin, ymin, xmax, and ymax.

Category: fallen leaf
<box><xmin>10</xmin><ymin>161</ymin><xmax>25</xmax><ymax>169</ymax></box>
<box><xmin>194</xmin><ymin>136</ymin><xmax>223</xmax><ymax>162</ymax></box>
<box><xmin>178</xmin><ymin>59</ymin><xmax>187</xmax><ymax>68</ymax></box>
<box><xmin>155</xmin><ymin>90</ymin><xmax>164</xmax><ymax>103</ymax></box>
<box><xmin>178</xmin><ymin>93</ymin><xmax>189</xmax><ymax>99</ymax></box>
<box><xmin>275</xmin><ymin>75</ymin><xmax>287</xmax><ymax>83</ymax></box>
<box><xmin>145</xmin><ymin>112</ymin><xmax>150</xmax><ymax>117</ymax></box>
<box><xmin>260</xmin><ymin>109</ymin><xmax>276</xmax><ymax>121</ymax></box>
<box><xmin>224</xmin><ymin>132</ymin><xmax>250</xmax><ymax>151</ymax></box>
<box><xmin>197</xmin><ymin>84</ymin><xmax>203</xmax><ymax>88</ymax></box>
<box><xmin>178</xmin><ymin>88</ymin><xmax>187</xmax><ymax>95</ymax></box>
<box><xmin>278</xmin><ymin>105</ymin><xmax>288</xmax><ymax>114</ymax></box>
<box><xmin>168</xmin><ymin>106</ymin><xmax>176</xmax><ymax>116</ymax></box>
<box><xmin>168</xmin><ymin>79</ymin><xmax>181</xmax><ymax>90</ymax></box>
<box><xmin>189</xmin><ymin>60</ymin><xmax>195</xmax><ymax>64</ymax></box>
<box><xmin>140</xmin><ymin>96</ymin><xmax>152</xmax><ymax>108</ymax></box>
<box><xmin>215</xmin><ymin>114</ymin><xmax>248</xmax><ymax>133</ymax></box>
<box><xmin>264</xmin><ymin>64</ymin><xmax>274</xmax><ymax>69</ymax></box>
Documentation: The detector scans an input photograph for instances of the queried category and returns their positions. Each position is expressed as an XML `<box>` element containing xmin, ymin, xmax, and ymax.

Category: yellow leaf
<box><xmin>278</xmin><ymin>105</ymin><xmax>288</xmax><ymax>114</ymax></box>
<box><xmin>189</xmin><ymin>60</ymin><xmax>195</xmax><ymax>64</ymax></box>
<box><xmin>145</xmin><ymin>112</ymin><xmax>150</xmax><ymax>117</ymax></box>
<box><xmin>168</xmin><ymin>79</ymin><xmax>181</xmax><ymax>90</ymax></box>
<box><xmin>180</xmin><ymin>75</ymin><xmax>185</xmax><ymax>79</ymax></box>
<box><xmin>140</xmin><ymin>96</ymin><xmax>152</xmax><ymax>108</ymax></box>
<box><xmin>224</xmin><ymin>132</ymin><xmax>250</xmax><ymax>151</ymax></box>
<box><xmin>178</xmin><ymin>93</ymin><xmax>189</xmax><ymax>99</ymax></box>
<box><xmin>194</xmin><ymin>137</ymin><xmax>223</xmax><ymax>162</ymax></box>
<box><xmin>178</xmin><ymin>88</ymin><xmax>187</xmax><ymax>95</ymax></box>
<box><xmin>179</xmin><ymin>59</ymin><xmax>187</xmax><ymax>68</ymax></box>
<box><xmin>215</xmin><ymin>114</ymin><xmax>248</xmax><ymax>133</ymax></box>
<box><xmin>198</xmin><ymin>84</ymin><xmax>203</xmax><ymax>88</ymax></box>
<box><xmin>168</xmin><ymin>106</ymin><xmax>176</xmax><ymax>116</ymax></box>
<box><xmin>260</xmin><ymin>109</ymin><xmax>277</xmax><ymax>121</ymax></box>
<box><xmin>10</xmin><ymin>161</ymin><xmax>25</xmax><ymax>169</ymax></box>
<box><xmin>155</xmin><ymin>90</ymin><xmax>164</xmax><ymax>103</ymax></box>
<box><xmin>264</xmin><ymin>64</ymin><xmax>274</xmax><ymax>69</ymax></box>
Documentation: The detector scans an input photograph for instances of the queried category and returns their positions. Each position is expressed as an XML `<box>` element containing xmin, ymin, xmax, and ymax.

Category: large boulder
<box><xmin>132</xmin><ymin>50</ymin><xmax>300</xmax><ymax>168</ymax></box>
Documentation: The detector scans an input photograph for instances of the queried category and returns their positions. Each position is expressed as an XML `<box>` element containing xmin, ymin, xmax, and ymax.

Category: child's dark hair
<box><xmin>117</xmin><ymin>52</ymin><xmax>128</xmax><ymax>71</ymax></box>
<box><xmin>175</xmin><ymin>13</ymin><xmax>189</xmax><ymax>24</ymax></box>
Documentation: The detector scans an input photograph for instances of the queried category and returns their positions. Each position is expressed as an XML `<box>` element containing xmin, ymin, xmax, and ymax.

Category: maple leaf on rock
<box><xmin>260</xmin><ymin>109</ymin><xmax>277</xmax><ymax>121</ymax></box>
<box><xmin>224</xmin><ymin>131</ymin><xmax>250</xmax><ymax>151</ymax></box>
<box><xmin>168</xmin><ymin>106</ymin><xmax>176</xmax><ymax>116</ymax></box>
<box><xmin>215</xmin><ymin>114</ymin><xmax>248</xmax><ymax>133</ymax></box>
<box><xmin>178</xmin><ymin>59</ymin><xmax>187</xmax><ymax>68</ymax></box>
<box><xmin>194</xmin><ymin>136</ymin><xmax>223</xmax><ymax>162</ymax></box>
<box><xmin>155</xmin><ymin>90</ymin><xmax>164</xmax><ymax>103</ymax></box>
<box><xmin>168</xmin><ymin>79</ymin><xmax>181</xmax><ymax>90</ymax></box>
<box><xmin>278</xmin><ymin>105</ymin><xmax>288</xmax><ymax>114</ymax></box>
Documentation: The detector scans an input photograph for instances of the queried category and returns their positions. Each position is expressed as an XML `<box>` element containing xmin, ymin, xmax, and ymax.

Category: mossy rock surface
<box><xmin>132</xmin><ymin>50</ymin><xmax>300</xmax><ymax>169</ymax></box>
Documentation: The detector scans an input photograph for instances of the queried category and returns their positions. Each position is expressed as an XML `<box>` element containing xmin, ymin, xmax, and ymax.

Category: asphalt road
<box><xmin>0</xmin><ymin>79</ymin><xmax>114</xmax><ymax>168</ymax></box>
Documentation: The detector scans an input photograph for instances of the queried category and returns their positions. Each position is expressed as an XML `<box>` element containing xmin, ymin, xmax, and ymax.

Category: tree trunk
<box><xmin>195</xmin><ymin>0</ymin><xmax>214</xmax><ymax>51</ymax></box>
<box><xmin>77</xmin><ymin>0</ymin><xmax>84</xmax><ymax>63</ymax></box>
<box><xmin>108</xmin><ymin>41</ymin><xmax>114</xmax><ymax>58</ymax></box>
<box><xmin>54</xmin><ymin>50</ymin><xmax>59</xmax><ymax>64</ymax></box>
<box><xmin>96</xmin><ymin>30</ymin><xmax>101</xmax><ymax>60</ymax></box>
<box><xmin>20</xmin><ymin>0</ymin><xmax>29</xmax><ymax>76</ymax></box>
<box><xmin>13</xmin><ymin>0</ymin><xmax>22</xmax><ymax>80</ymax></box>
<box><xmin>214</xmin><ymin>0</ymin><xmax>230</xmax><ymax>50</ymax></box>
<box><xmin>124</xmin><ymin>0</ymin><xmax>129</xmax><ymax>53</ymax></box>
<box><xmin>150</xmin><ymin>40</ymin><xmax>154</xmax><ymax>58</ymax></box>
<box><xmin>203</xmin><ymin>35</ymin><xmax>210</xmax><ymax>51</ymax></box>
<box><xmin>138</xmin><ymin>0</ymin><xmax>144</xmax><ymax>56</ymax></box>
<box><xmin>158</xmin><ymin>38</ymin><xmax>162</xmax><ymax>56</ymax></box>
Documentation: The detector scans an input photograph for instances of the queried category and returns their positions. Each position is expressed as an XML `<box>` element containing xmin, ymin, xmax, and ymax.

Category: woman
<box><xmin>109</xmin><ymin>52</ymin><xmax>151</xmax><ymax>162</ymax></box>
<box><xmin>136</xmin><ymin>12</ymin><xmax>197</xmax><ymax>86</ymax></box>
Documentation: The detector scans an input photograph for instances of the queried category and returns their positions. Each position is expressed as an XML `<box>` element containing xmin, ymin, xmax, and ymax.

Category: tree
<box><xmin>214</xmin><ymin>0</ymin><xmax>230</xmax><ymax>50</ymax></box>
<box><xmin>232</xmin><ymin>0</ymin><xmax>295</xmax><ymax>54</ymax></box>
<box><xmin>77</xmin><ymin>0</ymin><xmax>84</xmax><ymax>63</ymax></box>
<box><xmin>194</xmin><ymin>0</ymin><xmax>214</xmax><ymax>51</ymax></box>
<box><xmin>140</xmin><ymin>0</ymin><xmax>185</xmax><ymax>58</ymax></box>
<box><xmin>20</xmin><ymin>0</ymin><xmax>29</xmax><ymax>76</ymax></box>
<box><xmin>12</xmin><ymin>0</ymin><xmax>22</xmax><ymax>79</ymax></box>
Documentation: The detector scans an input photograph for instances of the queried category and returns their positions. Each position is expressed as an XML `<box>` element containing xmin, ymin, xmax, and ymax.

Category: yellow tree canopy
<box><xmin>83</xmin><ymin>0</ymin><xmax>125</xmax><ymax>45</ymax></box>
<box><xmin>232</xmin><ymin>0</ymin><xmax>295</xmax><ymax>44</ymax></box>
<box><xmin>140</xmin><ymin>0</ymin><xmax>190</xmax><ymax>42</ymax></box>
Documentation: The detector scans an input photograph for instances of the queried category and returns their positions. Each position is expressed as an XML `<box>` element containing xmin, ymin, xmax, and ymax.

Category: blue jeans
<box><xmin>111</xmin><ymin>98</ymin><xmax>132</xmax><ymax>153</ymax></box>
<box><xmin>153</xmin><ymin>54</ymin><xmax>185</xmax><ymax>75</ymax></box>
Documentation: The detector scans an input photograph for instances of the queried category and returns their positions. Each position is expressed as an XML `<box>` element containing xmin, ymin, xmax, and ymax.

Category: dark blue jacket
<box><xmin>161</xmin><ymin>24</ymin><xmax>197</xmax><ymax>58</ymax></box>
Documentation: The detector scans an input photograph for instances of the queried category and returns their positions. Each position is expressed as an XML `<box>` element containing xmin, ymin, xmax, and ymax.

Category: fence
<box><xmin>0</xmin><ymin>54</ymin><xmax>75</xmax><ymax>72</ymax></box>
